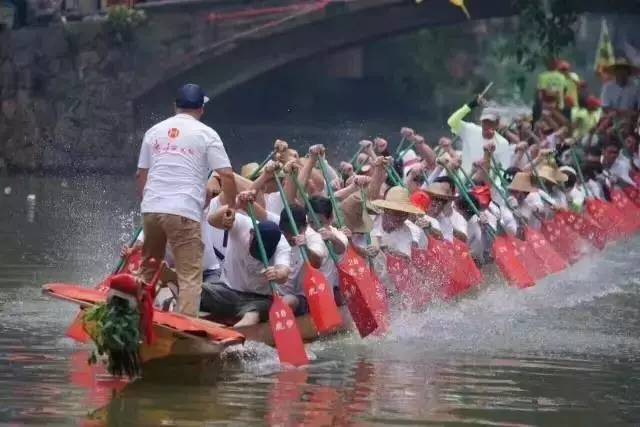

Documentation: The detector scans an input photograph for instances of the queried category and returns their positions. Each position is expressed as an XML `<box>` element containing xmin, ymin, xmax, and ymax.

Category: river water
<box><xmin>1</xmin><ymin>174</ymin><xmax>640</xmax><ymax>426</ymax></box>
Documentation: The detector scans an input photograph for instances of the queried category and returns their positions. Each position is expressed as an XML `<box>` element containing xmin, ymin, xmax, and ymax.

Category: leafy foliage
<box><xmin>84</xmin><ymin>298</ymin><xmax>142</xmax><ymax>378</ymax></box>
<box><xmin>105</xmin><ymin>5</ymin><xmax>147</xmax><ymax>44</ymax></box>
<box><xmin>496</xmin><ymin>0</ymin><xmax>579</xmax><ymax>71</ymax></box>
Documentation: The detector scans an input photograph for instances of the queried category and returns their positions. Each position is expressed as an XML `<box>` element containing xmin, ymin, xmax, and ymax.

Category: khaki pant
<box><xmin>140</xmin><ymin>213</ymin><xmax>203</xmax><ymax>316</ymax></box>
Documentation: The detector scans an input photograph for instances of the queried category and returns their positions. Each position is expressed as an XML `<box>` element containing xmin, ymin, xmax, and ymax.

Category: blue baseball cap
<box><xmin>175</xmin><ymin>83</ymin><xmax>210</xmax><ymax>109</ymax></box>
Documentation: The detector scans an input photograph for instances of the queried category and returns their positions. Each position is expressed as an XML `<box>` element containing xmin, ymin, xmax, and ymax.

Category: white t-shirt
<box><xmin>609</xmin><ymin>154</ymin><xmax>637</xmax><ymax>187</ymax></box>
<box><xmin>466</xmin><ymin>216</ymin><xmax>484</xmax><ymax>260</ymax></box>
<box><xmin>458</xmin><ymin>122</ymin><xmax>514</xmax><ymax>174</ymax></box>
<box><xmin>488</xmin><ymin>202</ymin><xmax>517</xmax><ymax>236</ymax></box>
<box><xmin>450</xmin><ymin>208</ymin><xmax>468</xmax><ymax>239</ymax></box>
<box><xmin>519</xmin><ymin>192</ymin><xmax>545</xmax><ymax>230</ymax></box>
<box><xmin>283</xmin><ymin>227</ymin><xmax>328</xmax><ymax>296</ymax></box>
<box><xmin>600</xmin><ymin>80</ymin><xmax>640</xmax><ymax>111</ymax></box>
<box><xmin>371</xmin><ymin>217</ymin><xmax>427</xmax><ymax>258</ymax></box>
<box><xmin>318</xmin><ymin>226</ymin><xmax>348</xmax><ymax>290</ymax></box>
<box><xmin>220</xmin><ymin>213</ymin><xmax>291</xmax><ymax>296</ymax></box>
<box><xmin>264</xmin><ymin>192</ymin><xmax>285</xmax><ymax>216</ymax></box>
<box><xmin>138</xmin><ymin>114</ymin><xmax>231</xmax><ymax>222</ymax></box>
<box><xmin>203</xmin><ymin>197</ymin><xmax>226</xmax><ymax>269</ymax></box>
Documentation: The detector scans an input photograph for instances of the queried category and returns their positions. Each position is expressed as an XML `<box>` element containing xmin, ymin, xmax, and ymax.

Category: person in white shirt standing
<box><xmin>447</xmin><ymin>93</ymin><xmax>515</xmax><ymax>174</ymax></box>
<box><xmin>136</xmin><ymin>83</ymin><xmax>237</xmax><ymax>317</ymax></box>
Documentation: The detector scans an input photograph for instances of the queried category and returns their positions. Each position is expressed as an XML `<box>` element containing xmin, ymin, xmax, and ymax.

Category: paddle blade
<box><xmin>453</xmin><ymin>238</ymin><xmax>484</xmax><ymax>287</ymax></box>
<box><xmin>611</xmin><ymin>189</ymin><xmax>640</xmax><ymax>231</ymax></box>
<box><xmin>65</xmin><ymin>311</ymin><xmax>91</xmax><ymax>343</ymax></box>
<box><xmin>387</xmin><ymin>253</ymin><xmax>432</xmax><ymax>308</ymax></box>
<box><xmin>541</xmin><ymin>219</ymin><xmax>581</xmax><ymax>264</ymax></box>
<box><xmin>412</xmin><ymin>243</ymin><xmax>452</xmax><ymax>300</ymax></box>
<box><xmin>492</xmin><ymin>235</ymin><xmax>535</xmax><ymax>288</ymax></box>
<box><xmin>586</xmin><ymin>199</ymin><xmax>625</xmax><ymax>240</ymax></box>
<box><xmin>525</xmin><ymin>227</ymin><xmax>568</xmax><ymax>274</ymax></box>
<box><xmin>555</xmin><ymin>210</ymin><xmax>607</xmax><ymax>250</ymax></box>
<box><xmin>303</xmin><ymin>265</ymin><xmax>343</xmax><ymax>334</ymax></box>
<box><xmin>338</xmin><ymin>247</ymin><xmax>385</xmax><ymax>338</ymax></box>
<box><xmin>508</xmin><ymin>235</ymin><xmax>547</xmax><ymax>281</ymax></box>
<box><xmin>269</xmin><ymin>295</ymin><xmax>309</xmax><ymax>367</ymax></box>
<box><xmin>623</xmin><ymin>186</ymin><xmax>640</xmax><ymax>207</ymax></box>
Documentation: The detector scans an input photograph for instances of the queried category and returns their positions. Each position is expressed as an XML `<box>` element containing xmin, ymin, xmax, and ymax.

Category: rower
<box><xmin>136</xmin><ymin>83</ymin><xmax>237</xmax><ymax>317</ymax></box>
<box><xmin>370</xmin><ymin>186</ymin><xmax>426</xmax><ymax>259</ymax></box>
<box><xmin>506</xmin><ymin>172</ymin><xmax>544</xmax><ymax>231</ymax></box>
<box><xmin>278</xmin><ymin>205</ymin><xmax>324</xmax><ymax>315</ymax></box>
<box><xmin>205</xmin><ymin>192</ymin><xmax>291</xmax><ymax>327</ymax></box>
<box><xmin>423</xmin><ymin>178</ymin><xmax>464</xmax><ymax>243</ymax></box>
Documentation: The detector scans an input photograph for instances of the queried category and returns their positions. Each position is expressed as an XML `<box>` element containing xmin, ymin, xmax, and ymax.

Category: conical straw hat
<box><xmin>536</xmin><ymin>165</ymin><xmax>566</xmax><ymax>185</ymax></box>
<box><xmin>342</xmin><ymin>193</ymin><xmax>374</xmax><ymax>234</ymax></box>
<box><xmin>508</xmin><ymin>172</ymin><xmax>537</xmax><ymax>193</ymax></box>
<box><xmin>240</xmin><ymin>162</ymin><xmax>260</xmax><ymax>180</ymax></box>
<box><xmin>424</xmin><ymin>181</ymin><xmax>456</xmax><ymax>200</ymax></box>
<box><xmin>371</xmin><ymin>186</ymin><xmax>425</xmax><ymax>215</ymax></box>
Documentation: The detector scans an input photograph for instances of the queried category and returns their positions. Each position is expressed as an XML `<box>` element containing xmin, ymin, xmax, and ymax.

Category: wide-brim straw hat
<box><xmin>240</xmin><ymin>162</ymin><xmax>260</xmax><ymax>180</ymax></box>
<box><xmin>537</xmin><ymin>165</ymin><xmax>567</xmax><ymax>185</ymax></box>
<box><xmin>371</xmin><ymin>186</ymin><xmax>425</xmax><ymax>215</ymax></box>
<box><xmin>508</xmin><ymin>172</ymin><xmax>537</xmax><ymax>193</ymax></box>
<box><xmin>342</xmin><ymin>193</ymin><xmax>375</xmax><ymax>234</ymax></box>
<box><xmin>603</xmin><ymin>57</ymin><xmax>640</xmax><ymax>74</ymax></box>
<box><xmin>424</xmin><ymin>182</ymin><xmax>457</xmax><ymax>200</ymax></box>
<box><xmin>559</xmin><ymin>165</ymin><xmax>577</xmax><ymax>178</ymax></box>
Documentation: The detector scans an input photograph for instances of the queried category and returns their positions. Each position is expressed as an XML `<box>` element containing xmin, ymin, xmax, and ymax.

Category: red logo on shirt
<box><xmin>168</xmin><ymin>128</ymin><xmax>180</xmax><ymax>139</ymax></box>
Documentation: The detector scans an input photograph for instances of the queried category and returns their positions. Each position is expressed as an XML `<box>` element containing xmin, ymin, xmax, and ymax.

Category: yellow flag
<box><xmin>450</xmin><ymin>0</ymin><xmax>470</xmax><ymax>19</ymax></box>
<box><xmin>594</xmin><ymin>18</ymin><xmax>614</xmax><ymax>80</ymax></box>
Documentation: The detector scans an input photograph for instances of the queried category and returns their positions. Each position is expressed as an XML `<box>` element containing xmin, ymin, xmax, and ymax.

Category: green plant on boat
<box><xmin>105</xmin><ymin>5</ymin><xmax>147</xmax><ymax>44</ymax></box>
<box><xmin>83</xmin><ymin>297</ymin><xmax>142</xmax><ymax>378</ymax></box>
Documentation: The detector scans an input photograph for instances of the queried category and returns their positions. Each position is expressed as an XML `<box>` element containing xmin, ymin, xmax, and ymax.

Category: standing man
<box><xmin>136</xmin><ymin>83</ymin><xmax>237</xmax><ymax>316</ymax></box>
<box><xmin>447</xmin><ymin>94</ymin><xmax>514</xmax><ymax>174</ymax></box>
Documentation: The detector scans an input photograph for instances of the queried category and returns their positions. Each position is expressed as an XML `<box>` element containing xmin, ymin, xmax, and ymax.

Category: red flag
<box><xmin>492</xmin><ymin>235</ymin><xmax>535</xmax><ymax>288</ymax></box>
<box><xmin>302</xmin><ymin>264</ymin><xmax>343</xmax><ymax>334</ymax></box>
<box><xmin>525</xmin><ymin>227</ymin><xmax>568</xmax><ymax>274</ymax></box>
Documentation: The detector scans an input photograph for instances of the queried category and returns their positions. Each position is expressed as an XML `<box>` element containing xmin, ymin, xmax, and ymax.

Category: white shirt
<box><xmin>450</xmin><ymin>208</ymin><xmax>468</xmax><ymax>240</ymax></box>
<box><xmin>203</xmin><ymin>197</ymin><xmax>226</xmax><ymax>269</ymax></box>
<box><xmin>319</xmin><ymin>226</ymin><xmax>349</xmax><ymax>290</ymax></box>
<box><xmin>586</xmin><ymin>179</ymin><xmax>606</xmax><ymax>200</ymax></box>
<box><xmin>220</xmin><ymin>213</ymin><xmax>291</xmax><ymax>295</ymax></box>
<box><xmin>264</xmin><ymin>192</ymin><xmax>284</xmax><ymax>216</ymax></box>
<box><xmin>608</xmin><ymin>154</ymin><xmax>637</xmax><ymax>187</ymax></box>
<box><xmin>600</xmin><ymin>80</ymin><xmax>640</xmax><ymax>111</ymax></box>
<box><xmin>458</xmin><ymin>122</ymin><xmax>514</xmax><ymax>174</ymax></box>
<box><xmin>371</xmin><ymin>217</ymin><xmax>427</xmax><ymax>258</ymax></box>
<box><xmin>466</xmin><ymin>216</ymin><xmax>484</xmax><ymax>261</ymax></box>
<box><xmin>519</xmin><ymin>192</ymin><xmax>545</xmax><ymax>230</ymax></box>
<box><xmin>138</xmin><ymin>114</ymin><xmax>231</xmax><ymax>222</ymax></box>
<box><xmin>488</xmin><ymin>202</ymin><xmax>518</xmax><ymax>236</ymax></box>
<box><xmin>283</xmin><ymin>227</ymin><xmax>328</xmax><ymax>296</ymax></box>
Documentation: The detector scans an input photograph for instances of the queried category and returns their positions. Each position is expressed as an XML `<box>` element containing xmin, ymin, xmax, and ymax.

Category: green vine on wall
<box><xmin>105</xmin><ymin>5</ymin><xmax>147</xmax><ymax>44</ymax></box>
<box><xmin>497</xmin><ymin>0</ymin><xmax>579</xmax><ymax>70</ymax></box>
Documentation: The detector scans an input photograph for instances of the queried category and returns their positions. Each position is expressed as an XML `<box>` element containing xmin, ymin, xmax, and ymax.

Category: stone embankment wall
<box><xmin>0</xmin><ymin>24</ymin><xmax>138</xmax><ymax>173</ymax></box>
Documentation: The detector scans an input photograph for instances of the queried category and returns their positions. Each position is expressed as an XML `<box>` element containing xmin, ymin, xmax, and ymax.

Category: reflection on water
<box><xmin>2</xmin><ymin>176</ymin><xmax>640</xmax><ymax>426</ymax></box>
